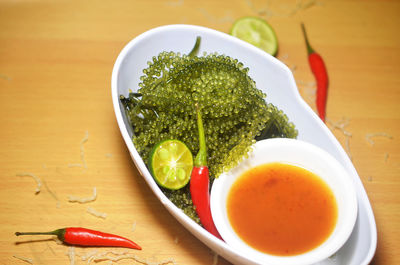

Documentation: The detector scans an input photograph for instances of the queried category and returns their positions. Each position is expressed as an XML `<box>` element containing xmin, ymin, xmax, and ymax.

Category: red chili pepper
<box><xmin>190</xmin><ymin>104</ymin><xmax>222</xmax><ymax>240</ymax></box>
<box><xmin>301</xmin><ymin>23</ymin><xmax>329</xmax><ymax>122</ymax></box>
<box><xmin>15</xmin><ymin>227</ymin><xmax>141</xmax><ymax>250</ymax></box>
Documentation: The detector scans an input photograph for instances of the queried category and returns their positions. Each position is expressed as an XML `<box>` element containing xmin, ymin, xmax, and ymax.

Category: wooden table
<box><xmin>1</xmin><ymin>0</ymin><xmax>399</xmax><ymax>264</ymax></box>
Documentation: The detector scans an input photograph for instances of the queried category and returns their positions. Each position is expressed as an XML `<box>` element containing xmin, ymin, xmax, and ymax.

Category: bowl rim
<box><xmin>211</xmin><ymin>138</ymin><xmax>358</xmax><ymax>265</ymax></box>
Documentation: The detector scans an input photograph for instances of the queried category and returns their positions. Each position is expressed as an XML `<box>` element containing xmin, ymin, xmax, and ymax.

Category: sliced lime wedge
<box><xmin>149</xmin><ymin>139</ymin><xmax>193</xmax><ymax>190</ymax></box>
<box><xmin>230</xmin><ymin>17</ymin><xmax>278</xmax><ymax>56</ymax></box>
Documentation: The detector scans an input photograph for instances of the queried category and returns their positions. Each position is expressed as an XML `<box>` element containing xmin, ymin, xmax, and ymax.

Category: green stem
<box><xmin>15</xmin><ymin>229</ymin><xmax>66</xmax><ymax>241</ymax></box>
<box><xmin>188</xmin><ymin>36</ymin><xmax>201</xmax><ymax>57</ymax></box>
<box><xmin>194</xmin><ymin>103</ymin><xmax>207</xmax><ymax>167</ymax></box>
<box><xmin>301</xmin><ymin>23</ymin><xmax>315</xmax><ymax>55</ymax></box>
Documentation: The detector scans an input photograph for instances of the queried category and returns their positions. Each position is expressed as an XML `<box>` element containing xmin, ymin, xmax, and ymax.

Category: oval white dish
<box><xmin>211</xmin><ymin>138</ymin><xmax>358</xmax><ymax>265</ymax></box>
<box><xmin>111</xmin><ymin>24</ymin><xmax>377</xmax><ymax>265</ymax></box>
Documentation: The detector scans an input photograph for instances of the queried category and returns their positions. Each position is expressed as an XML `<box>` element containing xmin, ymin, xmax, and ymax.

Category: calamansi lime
<box><xmin>149</xmin><ymin>139</ymin><xmax>193</xmax><ymax>190</ymax></box>
<box><xmin>230</xmin><ymin>17</ymin><xmax>278</xmax><ymax>56</ymax></box>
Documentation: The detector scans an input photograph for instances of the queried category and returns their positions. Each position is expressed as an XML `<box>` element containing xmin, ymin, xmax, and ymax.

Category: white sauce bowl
<box><xmin>211</xmin><ymin>138</ymin><xmax>358</xmax><ymax>265</ymax></box>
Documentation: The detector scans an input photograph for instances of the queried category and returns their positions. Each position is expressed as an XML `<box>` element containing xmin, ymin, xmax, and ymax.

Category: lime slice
<box><xmin>230</xmin><ymin>17</ymin><xmax>278</xmax><ymax>56</ymax></box>
<box><xmin>149</xmin><ymin>139</ymin><xmax>193</xmax><ymax>190</ymax></box>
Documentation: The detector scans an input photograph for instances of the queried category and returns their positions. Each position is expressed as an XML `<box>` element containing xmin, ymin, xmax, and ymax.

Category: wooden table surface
<box><xmin>1</xmin><ymin>0</ymin><xmax>399</xmax><ymax>264</ymax></box>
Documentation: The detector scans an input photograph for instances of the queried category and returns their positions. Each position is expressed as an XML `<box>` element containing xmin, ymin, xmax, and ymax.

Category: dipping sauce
<box><xmin>227</xmin><ymin>162</ymin><xmax>338</xmax><ymax>256</ymax></box>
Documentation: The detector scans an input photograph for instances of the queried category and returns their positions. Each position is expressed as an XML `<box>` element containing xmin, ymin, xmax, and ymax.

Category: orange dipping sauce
<box><xmin>227</xmin><ymin>162</ymin><xmax>338</xmax><ymax>256</ymax></box>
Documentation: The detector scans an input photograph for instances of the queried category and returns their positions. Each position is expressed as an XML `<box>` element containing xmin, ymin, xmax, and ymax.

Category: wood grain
<box><xmin>1</xmin><ymin>0</ymin><xmax>399</xmax><ymax>264</ymax></box>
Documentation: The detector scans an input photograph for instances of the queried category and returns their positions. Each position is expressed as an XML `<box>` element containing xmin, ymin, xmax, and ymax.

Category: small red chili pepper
<box><xmin>301</xmin><ymin>23</ymin><xmax>329</xmax><ymax>122</ymax></box>
<box><xmin>15</xmin><ymin>227</ymin><xmax>141</xmax><ymax>250</ymax></box>
<box><xmin>190</xmin><ymin>104</ymin><xmax>222</xmax><ymax>240</ymax></box>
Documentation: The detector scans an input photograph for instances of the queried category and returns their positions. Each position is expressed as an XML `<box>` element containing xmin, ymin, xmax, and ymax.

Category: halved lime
<box><xmin>230</xmin><ymin>17</ymin><xmax>278</xmax><ymax>56</ymax></box>
<box><xmin>149</xmin><ymin>139</ymin><xmax>193</xmax><ymax>190</ymax></box>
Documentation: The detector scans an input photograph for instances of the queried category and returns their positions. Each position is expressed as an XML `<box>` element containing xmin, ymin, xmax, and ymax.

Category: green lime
<box><xmin>230</xmin><ymin>17</ymin><xmax>278</xmax><ymax>56</ymax></box>
<box><xmin>149</xmin><ymin>139</ymin><xmax>193</xmax><ymax>190</ymax></box>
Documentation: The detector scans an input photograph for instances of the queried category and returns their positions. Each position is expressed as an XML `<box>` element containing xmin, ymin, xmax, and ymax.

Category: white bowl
<box><xmin>211</xmin><ymin>138</ymin><xmax>358</xmax><ymax>265</ymax></box>
<box><xmin>111</xmin><ymin>24</ymin><xmax>377</xmax><ymax>265</ymax></box>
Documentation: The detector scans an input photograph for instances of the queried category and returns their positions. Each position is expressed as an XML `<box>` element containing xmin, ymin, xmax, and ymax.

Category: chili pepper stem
<box><xmin>15</xmin><ymin>229</ymin><xmax>65</xmax><ymax>241</ymax></box>
<box><xmin>188</xmin><ymin>36</ymin><xmax>201</xmax><ymax>57</ymax></box>
<box><xmin>301</xmin><ymin>23</ymin><xmax>315</xmax><ymax>55</ymax></box>
<box><xmin>194</xmin><ymin>103</ymin><xmax>207</xmax><ymax>167</ymax></box>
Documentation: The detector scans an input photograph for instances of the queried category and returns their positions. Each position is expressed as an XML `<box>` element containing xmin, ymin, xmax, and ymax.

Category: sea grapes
<box><xmin>121</xmin><ymin>51</ymin><xmax>297</xmax><ymax>223</ymax></box>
